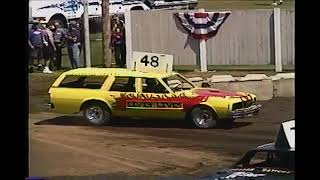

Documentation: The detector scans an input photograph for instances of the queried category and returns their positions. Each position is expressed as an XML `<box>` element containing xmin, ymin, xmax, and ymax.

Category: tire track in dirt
<box><xmin>32</xmin><ymin>137</ymin><xmax>150</xmax><ymax>171</ymax></box>
<box><xmin>32</xmin><ymin>125</ymin><xmax>225</xmax><ymax>175</ymax></box>
<box><xmin>31</xmin><ymin>122</ymin><xmax>231</xmax><ymax>176</ymax></box>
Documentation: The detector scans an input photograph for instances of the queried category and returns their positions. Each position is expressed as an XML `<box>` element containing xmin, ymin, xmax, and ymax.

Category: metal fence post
<box><xmin>125</xmin><ymin>9</ymin><xmax>133</xmax><ymax>69</ymax></box>
<box><xmin>274</xmin><ymin>8</ymin><xmax>282</xmax><ymax>72</ymax></box>
<box><xmin>83</xmin><ymin>0</ymin><xmax>91</xmax><ymax>67</ymax></box>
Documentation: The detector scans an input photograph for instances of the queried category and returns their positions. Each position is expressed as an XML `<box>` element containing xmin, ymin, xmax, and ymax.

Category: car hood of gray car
<box><xmin>199</xmin><ymin>168</ymin><xmax>294</xmax><ymax>180</ymax></box>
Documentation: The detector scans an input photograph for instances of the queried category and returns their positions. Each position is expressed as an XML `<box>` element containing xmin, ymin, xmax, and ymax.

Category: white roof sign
<box><xmin>132</xmin><ymin>51</ymin><xmax>173</xmax><ymax>73</ymax></box>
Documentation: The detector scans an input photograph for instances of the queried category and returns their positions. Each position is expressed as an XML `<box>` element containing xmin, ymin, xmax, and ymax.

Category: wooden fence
<box><xmin>127</xmin><ymin>9</ymin><xmax>294</xmax><ymax>67</ymax></box>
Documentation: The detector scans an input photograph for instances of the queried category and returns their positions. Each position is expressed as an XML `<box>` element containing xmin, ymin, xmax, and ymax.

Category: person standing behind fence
<box><xmin>76</xmin><ymin>22</ymin><xmax>84</xmax><ymax>53</ymax></box>
<box><xmin>112</xmin><ymin>15</ymin><xmax>125</xmax><ymax>31</ymax></box>
<box><xmin>272</xmin><ymin>0</ymin><xmax>283</xmax><ymax>5</ymax></box>
<box><xmin>41</xmin><ymin>24</ymin><xmax>56</xmax><ymax>73</ymax></box>
<box><xmin>28</xmin><ymin>22</ymin><xmax>44</xmax><ymax>72</ymax></box>
<box><xmin>65</xmin><ymin>21</ymin><xmax>81</xmax><ymax>69</ymax></box>
<box><xmin>110</xmin><ymin>27</ymin><xmax>126</xmax><ymax>68</ymax></box>
<box><xmin>51</xmin><ymin>22</ymin><xmax>65</xmax><ymax>70</ymax></box>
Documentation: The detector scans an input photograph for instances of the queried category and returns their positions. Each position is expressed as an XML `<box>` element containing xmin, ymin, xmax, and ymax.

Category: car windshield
<box><xmin>162</xmin><ymin>74</ymin><xmax>195</xmax><ymax>92</ymax></box>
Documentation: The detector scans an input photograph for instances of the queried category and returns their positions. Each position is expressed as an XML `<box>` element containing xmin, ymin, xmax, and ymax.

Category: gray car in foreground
<box><xmin>200</xmin><ymin>119</ymin><xmax>295</xmax><ymax>180</ymax></box>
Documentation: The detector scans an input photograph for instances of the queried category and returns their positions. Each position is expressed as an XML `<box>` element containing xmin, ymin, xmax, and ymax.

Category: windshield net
<box><xmin>162</xmin><ymin>74</ymin><xmax>194</xmax><ymax>92</ymax></box>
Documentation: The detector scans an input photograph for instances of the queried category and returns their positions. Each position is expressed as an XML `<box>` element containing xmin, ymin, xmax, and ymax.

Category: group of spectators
<box><xmin>29</xmin><ymin>15</ymin><xmax>127</xmax><ymax>73</ymax></box>
<box><xmin>28</xmin><ymin>20</ymin><xmax>83</xmax><ymax>73</ymax></box>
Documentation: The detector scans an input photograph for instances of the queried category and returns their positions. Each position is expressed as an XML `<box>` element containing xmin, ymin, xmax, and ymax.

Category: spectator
<box><xmin>110</xmin><ymin>27</ymin><xmax>126</xmax><ymax>68</ymax></box>
<box><xmin>28</xmin><ymin>22</ymin><xmax>44</xmax><ymax>72</ymax></box>
<box><xmin>28</xmin><ymin>23</ymin><xmax>34</xmax><ymax>73</ymax></box>
<box><xmin>112</xmin><ymin>15</ymin><xmax>125</xmax><ymax>31</ymax></box>
<box><xmin>272</xmin><ymin>0</ymin><xmax>283</xmax><ymax>5</ymax></box>
<box><xmin>76</xmin><ymin>22</ymin><xmax>84</xmax><ymax>53</ymax></box>
<box><xmin>51</xmin><ymin>22</ymin><xmax>65</xmax><ymax>70</ymax></box>
<box><xmin>41</xmin><ymin>24</ymin><xmax>56</xmax><ymax>73</ymax></box>
<box><xmin>65</xmin><ymin>21</ymin><xmax>81</xmax><ymax>69</ymax></box>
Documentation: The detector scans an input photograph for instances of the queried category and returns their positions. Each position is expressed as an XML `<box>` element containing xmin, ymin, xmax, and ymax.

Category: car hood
<box><xmin>200</xmin><ymin>168</ymin><xmax>294</xmax><ymax>180</ymax></box>
<box><xmin>192</xmin><ymin>88</ymin><xmax>251</xmax><ymax>99</ymax></box>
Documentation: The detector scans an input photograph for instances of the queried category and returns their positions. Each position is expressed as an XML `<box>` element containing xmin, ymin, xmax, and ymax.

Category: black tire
<box><xmin>82</xmin><ymin>102</ymin><xmax>111</xmax><ymax>126</ymax></box>
<box><xmin>190</xmin><ymin>106</ymin><xmax>218</xmax><ymax>129</ymax></box>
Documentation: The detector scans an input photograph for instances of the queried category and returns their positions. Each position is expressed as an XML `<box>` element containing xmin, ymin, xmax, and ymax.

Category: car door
<box><xmin>106</xmin><ymin>76</ymin><xmax>142</xmax><ymax>117</ymax></box>
<box><xmin>127</xmin><ymin>77</ymin><xmax>185</xmax><ymax>119</ymax></box>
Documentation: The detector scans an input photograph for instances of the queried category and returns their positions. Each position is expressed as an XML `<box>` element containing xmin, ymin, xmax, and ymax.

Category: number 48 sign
<box><xmin>132</xmin><ymin>51</ymin><xmax>173</xmax><ymax>73</ymax></box>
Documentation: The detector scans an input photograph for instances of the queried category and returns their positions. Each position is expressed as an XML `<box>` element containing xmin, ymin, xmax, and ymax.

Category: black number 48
<box><xmin>140</xmin><ymin>55</ymin><xmax>159</xmax><ymax>67</ymax></box>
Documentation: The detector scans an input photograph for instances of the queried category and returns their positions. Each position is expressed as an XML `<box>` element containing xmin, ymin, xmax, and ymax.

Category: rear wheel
<box><xmin>190</xmin><ymin>106</ymin><xmax>217</xmax><ymax>128</ymax></box>
<box><xmin>83</xmin><ymin>102</ymin><xmax>111</xmax><ymax>126</ymax></box>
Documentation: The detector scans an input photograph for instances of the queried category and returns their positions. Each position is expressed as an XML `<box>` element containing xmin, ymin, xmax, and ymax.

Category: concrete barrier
<box><xmin>209</xmin><ymin>80</ymin><xmax>274</xmax><ymax>101</ymax></box>
<box><xmin>270</xmin><ymin>73</ymin><xmax>294</xmax><ymax>81</ymax></box>
<box><xmin>238</xmin><ymin>74</ymin><xmax>270</xmax><ymax>81</ymax></box>
<box><xmin>188</xmin><ymin>73</ymin><xmax>295</xmax><ymax>100</ymax></box>
<box><xmin>207</xmin><ymin>75</ymin><xmax>236</xmax><ymax>83</ymax></box>
<box><xmin>273</xmin><ymin>78</ymin><xmax>295</xmax><ymax>97</ymax></box>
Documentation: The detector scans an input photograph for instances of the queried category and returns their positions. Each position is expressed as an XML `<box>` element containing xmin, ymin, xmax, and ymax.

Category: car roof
<box><xmin>63</xmin><ymin>68</ymin><xmax>177</xmax><ymax>78</ymax></box>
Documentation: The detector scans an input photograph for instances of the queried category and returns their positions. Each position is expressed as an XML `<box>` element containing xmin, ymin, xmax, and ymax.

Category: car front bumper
<box><xmin>231</xmin><ymin>104</ymin><xmax>262</xmax><ymax>118</ymax></box>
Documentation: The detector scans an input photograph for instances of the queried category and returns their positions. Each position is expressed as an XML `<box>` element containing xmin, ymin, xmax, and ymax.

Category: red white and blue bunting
<box><xmin>175</xmin><ymin>12</ymin><xmax>231</xmax><ymax>40</ymax></box>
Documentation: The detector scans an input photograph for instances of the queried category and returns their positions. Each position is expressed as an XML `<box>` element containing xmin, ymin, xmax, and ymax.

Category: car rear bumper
<box><xmin>231</xmin><ymin>104</ymin><xmax>262</xmax><ymax>118</ymax></box>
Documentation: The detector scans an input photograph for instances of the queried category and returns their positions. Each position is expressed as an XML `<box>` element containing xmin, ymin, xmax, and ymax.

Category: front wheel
<box><xmin>190</xmin><ymin>106</ymin><xmax>218</xmax><ymax>128</ymax></box>
<box><xmin>83</xmin><ymin>103</ymin><xmax>111</xmax><ymax>126</ymax></box>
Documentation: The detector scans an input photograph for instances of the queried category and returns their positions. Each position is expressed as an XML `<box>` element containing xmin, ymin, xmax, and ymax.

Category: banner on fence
<box><xmin>175</xmin><ymin>11</ymin><xmax>231</xmax><ymax>40</ymax></box>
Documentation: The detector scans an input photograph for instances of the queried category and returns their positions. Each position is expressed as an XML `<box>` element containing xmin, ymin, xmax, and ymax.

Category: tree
<box><xmin>102</xmin><ymin>0</ymin><xmax>112</xmax><ymax>67</ymax></box>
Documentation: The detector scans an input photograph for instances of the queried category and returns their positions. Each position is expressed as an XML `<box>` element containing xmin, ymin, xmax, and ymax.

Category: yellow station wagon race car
<box><xmin>48</xmin><ymin>68</ymin><xmax>262</xmax><ymax>128</ymax></box>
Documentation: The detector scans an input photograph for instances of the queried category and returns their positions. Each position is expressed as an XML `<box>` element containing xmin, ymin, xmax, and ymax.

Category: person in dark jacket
<box><xmin>110</xmin><ymin>27</ymin><xmax>126</xmax><ymax>68</ymax></box>
<box><xmin>65</xmin><ymin>21</ymin><xmax>81</xmax><ymax>69</ymax></box>
<box><xmin>76</xmin><ymin>22</ymin><xmax>84</xmax><ymax>53</ymax></box>
<box><xmin>50</xmin><ymin>22</ymin><xmax>65</xmax><ymax>70</ymax></box>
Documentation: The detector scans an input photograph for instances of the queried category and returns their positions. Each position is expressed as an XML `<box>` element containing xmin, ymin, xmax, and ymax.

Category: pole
<box><xmin>199</xmin><ymin>8</ymin><xmax>207</xmax><ymax>72</ymax></box>
<box><xmin>124</xmin><ymin>9</ymin><xmax>132</xmax><ymax>69</ymax></box>
<box><xmin>274</xmin><ymin>8</ymin><xmax>282</xmax><ymax>72</ymax></box>
<box><xmin>102</xmin><ymin>0</ymin><xmax>112</xmax><ymax>67</ymax></box>
<box><xmin>83</xmin><ymin>0</ymin><xmax>91</xmax><ymax>67</ymax></box>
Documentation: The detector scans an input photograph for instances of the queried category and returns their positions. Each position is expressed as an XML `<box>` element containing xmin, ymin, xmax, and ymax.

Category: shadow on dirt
<box><xmin>34</xmin><ymin>116</ymin><xmax>90</xmax><ymax>126</ymax></box>
<box><xmin>34</xmin><ymin>116</ymin><xmax>252</xmax><ymax>129</ymax></box>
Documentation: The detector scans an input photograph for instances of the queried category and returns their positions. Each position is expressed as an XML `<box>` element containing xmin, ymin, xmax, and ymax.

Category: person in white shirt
<box><xmin>41</xmin><ymin>24</ymin><xmax>56</xmax><ymax>73</ymax></box>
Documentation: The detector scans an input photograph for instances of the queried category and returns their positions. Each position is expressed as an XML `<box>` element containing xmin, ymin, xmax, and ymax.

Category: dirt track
<box><xmin>29</xmin><ymin>97</ymin><xmax>294</xmax><ymax>178</ymax></box>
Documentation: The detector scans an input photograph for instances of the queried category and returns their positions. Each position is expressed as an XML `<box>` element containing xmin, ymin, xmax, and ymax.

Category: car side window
<box><xmin>142</xmin><ymin>78</ymin><xmax>169</xmax><ymax>93</ymax></box>
<box><xmin>58</xmin><ymin>75</ymin><xmax>107</xmax><ymax>89</ymax></box>
<box><xmin>109</xmin><ymin>77</ymin><xmax>136</xmax><ymax>92</ymax></box>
